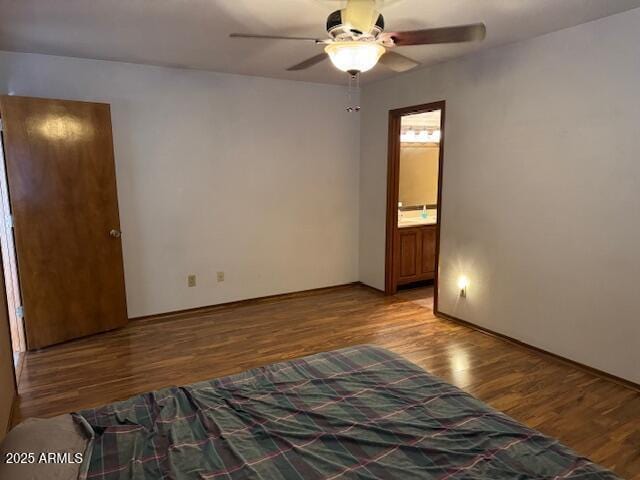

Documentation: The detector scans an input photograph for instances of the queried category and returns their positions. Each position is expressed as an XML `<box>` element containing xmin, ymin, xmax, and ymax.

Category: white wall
<box><xmin>360</xmin><ymin>8</ymin><xmax>640</xmax><ymax>383</ymax></box>
<box><xmin>0</xmin><ymin>52</ymin><xmax>360</xmax><ymax>317</ymax></box>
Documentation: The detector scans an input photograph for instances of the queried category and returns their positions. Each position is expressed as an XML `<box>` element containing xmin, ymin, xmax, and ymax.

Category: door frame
<box><xmin>0</xmin><ymin>117</ymin><xmax>25</xmax><ymax>357</ymax></box>
<box><xmin>385</xmin><ymin>100</ymin><xmax>446</xmax><ymax>310</ymax></box>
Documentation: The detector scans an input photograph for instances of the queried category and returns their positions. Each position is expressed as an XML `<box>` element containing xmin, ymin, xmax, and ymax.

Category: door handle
<box><xmin>109</xmin><ymin>229</ymin><xmax>121</xmax><ymax>238</ymax></box>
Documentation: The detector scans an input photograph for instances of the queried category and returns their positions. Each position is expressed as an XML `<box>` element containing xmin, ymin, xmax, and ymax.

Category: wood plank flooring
<box><xmin>15</xmin><ymin>284</ymin><xmax>640</xmax><ymax>479</ymax></box>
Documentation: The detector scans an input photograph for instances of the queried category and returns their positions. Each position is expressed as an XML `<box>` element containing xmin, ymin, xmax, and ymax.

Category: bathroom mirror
<box><xmin>398</xmin><ymin>110</ymin><xmax>441</xmax><ymax>209</ymax></box>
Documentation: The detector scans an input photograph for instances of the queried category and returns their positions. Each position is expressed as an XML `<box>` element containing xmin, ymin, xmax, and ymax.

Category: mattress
<box><xmin>77</xmin><ymin>345</ymin><xmax>619</xmax><ymax>479</ymax></box>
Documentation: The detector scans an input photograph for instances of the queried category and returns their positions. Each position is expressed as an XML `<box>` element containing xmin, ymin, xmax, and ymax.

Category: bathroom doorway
<box><xmin>385</xmin><ymin>101</ymin><xmax>445</xmax><ymax>310</ymax></box>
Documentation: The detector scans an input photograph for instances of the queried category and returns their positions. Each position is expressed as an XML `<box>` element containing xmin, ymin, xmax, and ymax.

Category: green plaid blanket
<box><xmin>78</xmin><ymin>345</ymin><xmax>619</xmax><ymax>479</ymax></box>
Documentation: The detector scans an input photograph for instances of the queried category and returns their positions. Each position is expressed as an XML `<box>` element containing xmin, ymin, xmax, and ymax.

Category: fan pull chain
<box><xmin>346</xmin><ymin>72</ymin><xmax>361</xmax><ymax>113</ymax></box>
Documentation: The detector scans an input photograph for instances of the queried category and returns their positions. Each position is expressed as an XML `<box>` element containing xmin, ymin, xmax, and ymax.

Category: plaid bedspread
<box><xmin>77</xmin><ymin>345</ymin><xmax>619</xmax><ymax>479</ymax></box>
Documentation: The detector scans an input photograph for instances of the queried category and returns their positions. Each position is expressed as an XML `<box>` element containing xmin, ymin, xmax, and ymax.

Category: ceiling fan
<box><xmin>229</xmin><ymin>0</ymin><xmax>486</xmax><ymax>76</ymax></box>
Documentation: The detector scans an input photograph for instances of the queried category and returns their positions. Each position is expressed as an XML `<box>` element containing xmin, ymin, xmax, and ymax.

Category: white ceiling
<box><xmin>1</xmin><ymin>0</ymin><xmax>639</xmax><ymax>86</ymax></box>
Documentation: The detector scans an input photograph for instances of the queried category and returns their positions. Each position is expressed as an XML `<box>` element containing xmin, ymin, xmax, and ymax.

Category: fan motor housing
<box><xmin>326</xmin><ymin>9</ymin><xmax>384</xmax><ymax>39</ymax></box>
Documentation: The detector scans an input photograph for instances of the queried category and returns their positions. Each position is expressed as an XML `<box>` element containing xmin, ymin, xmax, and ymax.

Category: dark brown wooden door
<box><xmin>0</xmin><ymin>96</ymin><xmax>127</xmax><ymax>349</ymax></box>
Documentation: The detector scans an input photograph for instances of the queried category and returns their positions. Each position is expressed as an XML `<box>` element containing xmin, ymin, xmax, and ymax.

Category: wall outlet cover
<box><xmin>188</xmin><ymin>274</ymin><xmax>196</xmax><ymax>287</ymax></box>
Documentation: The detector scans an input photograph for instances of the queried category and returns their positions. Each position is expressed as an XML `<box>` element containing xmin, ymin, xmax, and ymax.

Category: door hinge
<box><xmin>15</xmin><ymin>305</ymin><xmax>24</xmax><ymax>318</ymax></box>
<box><xmin>7</xmin><ymin>215</ymin><xmax>13</xmax><ymax>229</ymax></box>
<box><xmin>0</xmin><ymin>118</ymin><xmax>3</xmax><ymax>132</ymax></box>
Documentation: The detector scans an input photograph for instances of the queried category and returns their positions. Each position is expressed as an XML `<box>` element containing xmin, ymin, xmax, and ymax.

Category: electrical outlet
<box><xmin>216</xmin><ymin>271</ymin><xmax>224</xmax><ymax>282</ymax></box>
<box><xmin>188</xmin><ymin>274</ymin><xmax>196</xmax><ymax>287</ymax></box>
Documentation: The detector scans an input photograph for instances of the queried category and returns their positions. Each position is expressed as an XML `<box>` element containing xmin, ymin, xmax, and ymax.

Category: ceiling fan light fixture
<box><xmin>324</xmin><ymin>41</ymin><xmax>385</xmax><ymax>73</ymax></box>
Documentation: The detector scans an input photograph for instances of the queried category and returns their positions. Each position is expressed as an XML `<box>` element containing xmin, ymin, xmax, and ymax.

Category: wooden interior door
<box><xmin>0</xmin><ymin>96</ymin><xmax>127</xmax><ymax>349</ymax></box>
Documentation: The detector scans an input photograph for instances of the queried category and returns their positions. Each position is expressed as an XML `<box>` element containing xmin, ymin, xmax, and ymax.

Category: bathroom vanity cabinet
<box><xmin>395</xmin><ymin>224</ymin><xmax>437</xmax><ymax>286</ymax></box>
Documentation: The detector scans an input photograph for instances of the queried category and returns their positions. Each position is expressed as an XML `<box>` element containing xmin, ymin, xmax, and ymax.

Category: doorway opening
<box><xmin>385</xmin><ymin>101</ymin><xmax>445</xmax><ymax>311</ymax></box>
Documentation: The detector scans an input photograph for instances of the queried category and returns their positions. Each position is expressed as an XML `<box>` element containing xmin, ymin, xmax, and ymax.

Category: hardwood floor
<box><xmin>15</xmin><ymin>284</ymin><xmax>640</xmax><ymax>479</ymax></box>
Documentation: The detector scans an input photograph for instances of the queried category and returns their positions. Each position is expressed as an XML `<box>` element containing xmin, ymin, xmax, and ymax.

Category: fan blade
<box><xmin>230</xmin><ymin>33</ymin><xmax>322</xmax><ymax>43</ymax></box>
<box><xmin>379</xmin><ymin>51</ymin><xmax>419</xmax><ymax>72</ymax></box>
<box><xmin>287</xmin><ymin>53</ymin><xmax>328</xmax><ymax>71</ymax></box>
<box><xmin>381</xmin><ymin>23</ymin><xmax>486</xmax><ymax>46</ymax></box>
<box><xmin>344</xmin><ymin>0</ymin><xmax>378</xmax><ymax>34</ymax></box>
